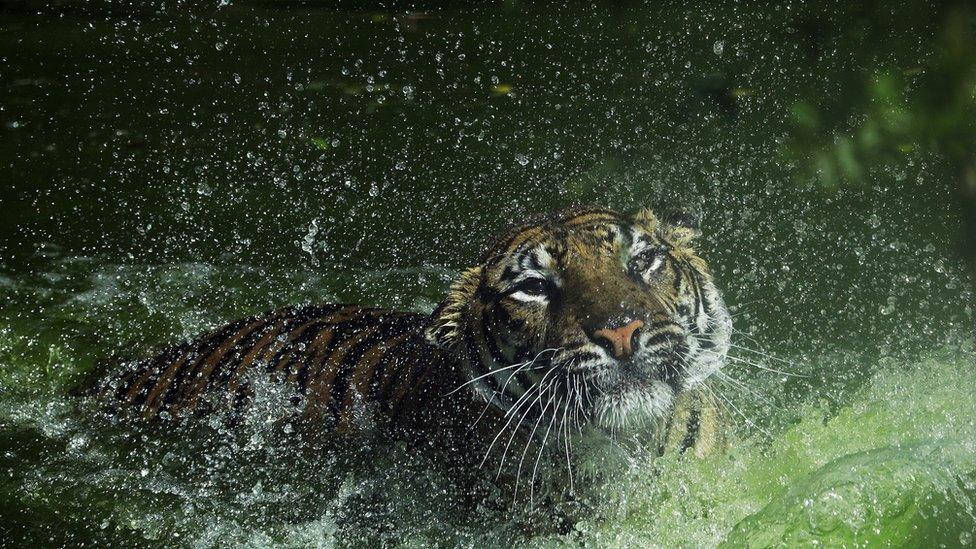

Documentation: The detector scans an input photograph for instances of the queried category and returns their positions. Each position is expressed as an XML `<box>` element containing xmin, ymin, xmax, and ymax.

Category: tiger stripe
<box><xmin>342</xmin><ymin>331</ymin><xmax>415</xmax><ymax>412</ymax></box>
<box><xmin>305</xmin><ymin>325</ymin><xmax>381</xmax><ymax>420</ymax></box>
<box><xmin>176</xmin><ymin>315</ymin><xmax>273</xmax><ymax>410</ymax></box>
<box><xmin>157</xmin><ymin>317</ymin><xmax>264</xmax><ymax>412</ymax></box>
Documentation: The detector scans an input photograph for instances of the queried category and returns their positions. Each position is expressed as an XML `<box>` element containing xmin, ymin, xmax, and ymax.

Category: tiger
<box><xmin>99</xmin><ymin>205</ymin><xmax>732</xmax><ymax>481</ymax></box>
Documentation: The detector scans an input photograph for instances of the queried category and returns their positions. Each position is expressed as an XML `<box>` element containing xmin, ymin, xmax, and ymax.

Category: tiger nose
<box><xmin>592</xmin><ymin>319</ymin><xmax>645</xmax><ymax>359</ymax></box>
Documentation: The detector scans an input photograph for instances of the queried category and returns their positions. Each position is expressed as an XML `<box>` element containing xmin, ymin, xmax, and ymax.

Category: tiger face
<box><xmin>427</xmin><ymin>206</ymin><xmax>731</xmax><ymax>432</ymax></box>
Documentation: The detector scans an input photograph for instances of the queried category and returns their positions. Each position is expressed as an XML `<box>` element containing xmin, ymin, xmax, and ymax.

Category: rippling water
<box><xmin>2</xmin><ymin>2</ymin><xmax>975</xmax><ymax>546</ymax></box>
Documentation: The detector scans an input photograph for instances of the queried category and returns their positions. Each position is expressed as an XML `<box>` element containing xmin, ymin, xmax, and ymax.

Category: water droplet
<box><xmin>302</xmin><ymin>219</ymin><xmax>319</xmax><ymax>258</ymax></box>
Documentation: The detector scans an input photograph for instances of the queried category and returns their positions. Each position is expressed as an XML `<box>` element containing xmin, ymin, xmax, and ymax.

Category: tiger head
<box><xmin>426</xmin><ymin>206</ymin><xmax>731</xmax><ymax>431</ymax></box>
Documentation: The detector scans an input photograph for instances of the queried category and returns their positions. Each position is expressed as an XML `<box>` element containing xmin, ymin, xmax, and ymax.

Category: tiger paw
<box><xmin>663</xmin><ymin>384</ymin><xmax>732</xmax><ymax>459</ymax></box>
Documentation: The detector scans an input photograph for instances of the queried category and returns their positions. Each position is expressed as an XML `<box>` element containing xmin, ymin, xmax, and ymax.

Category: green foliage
<box><xmin>789</xmin><ymin>3</ymin><xmax>976</xmax><ymax>188</ymax></box>
<box><xmin>786</xmin><ymin>1</ymin><xmax>976</xmax><ymax>287</ymax></box>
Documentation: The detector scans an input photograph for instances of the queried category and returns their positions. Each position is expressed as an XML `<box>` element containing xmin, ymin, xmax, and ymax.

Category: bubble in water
<box><xmin>713</xmin><ymin>40</ymin><xmax>725</xmax><ymax>55</ymax></box>
<box><xmin>515</xmin><ymin>154</ymin><xmax>530</xmax><ymax>166</ymax></box>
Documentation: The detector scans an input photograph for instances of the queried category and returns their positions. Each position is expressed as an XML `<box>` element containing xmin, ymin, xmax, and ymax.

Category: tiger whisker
<box><xmin>713</xmin><ymin>370</ymin><xmax>781</xmax><ymax>410</ymax></box>
<box><xmin>726</xmin><ymin>343</ymin><xmax>807</xmax><ymax>373</ymax></box>
<box><xmin>729</xmin><ymin>328</ymin><xmax>766</xmax><ymax>349</ymax></box>
<box><xmin>561</xmin><ymin>381</ymin><xmax>575</xmax><ymax>496</ymax></box>
<box><xmin>685</xmin><ymin>332</ymin><xmax>807</xmax><ymax>379</ymax></box>
<box><xmin>445</xmin><ymin>347</ymin><xmax>561</xmax><ymax>396</ymax></box>
<box><xmin>504</xmin><ymin>364</ymin><xmax>558</xmax><ymax>420</ymax></box>
<box><xmin>468</xmin><ymin>392</ymin><xmax>499</xmax><ymax>433</ymax></box>
<box><xmin>728</xmin><ymin>297</ymin><xmax>766</xmax><ymax>313</ymax></box>
<box><xmin>498</xmin><ymin>353</ymin><xmax>556</xmax><ymax>411</ymax></box>
<box><xmin>699</xmin><ymin>381</ymin><xmax>744</xmax><ymax>433</ymax></box>
<box><xmin>514</xmin><ymin>380</ymin><xmax>559</xmax><ymax>502</ymax></box>
<box><xmin>571</xmin><ymin>370</ymin><xmax>587</xmax><ymax>434</ymax></box>
<box><xmin>702</xmin><ymin>380</ymin><xmax>772</xmax><ymax>438</ymax></box>
<box><xmin>479</xmin><ymin>369</ymin><xmax>551</xmax><ymax>470</ymax></box>
<box><xmin>489</xmin><ymin>368</ymin><xmax>560</xmax><ymax>477</ymax></box>
<box><xmin>577</xmin><ymin>373</ymin><xmax>595</xmax><ymax>433</ymax></box>
<box><xmin>679</xmin><ymin>353</ymin><xmax>764</xmax><ymax>436</ymax></box>
<box><xmin>725</xmin><ymin>354</ymin><xmax>808</xmax><ymax>379</ymax></box>
<box><xmin>530</xmin><ymin>392</ymin><xmax>563</xmax><ymax>503</ymax></box>
<box><xmin>468</xmin><ymin>349</ymin><xmax>561</xmax><ymax>432</ymax></box>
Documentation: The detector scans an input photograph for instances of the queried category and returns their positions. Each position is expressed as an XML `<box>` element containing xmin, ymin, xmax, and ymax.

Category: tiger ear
<box><xmin>425</xmin><ymin>266</ymin><xmax>483</xmax><ymax>351</ymax></box>
<box><xmin>666</xmin><ymin>224</ymin><xmax>700</xmax><ymax>247</ymax></box>
<box><xmin>663</xmin><ymin>209</ymin><xmax>701</xmax><ymax>232</ymax></box>
<box><xmin>644</xmin><ymin>205</ymin><xmax>701</xmax><ymax>245</ymax></box>
<box><xmin>634</xmin><ymin>207</ymin><xmax>661</xmax><ymax>231</ymax></box>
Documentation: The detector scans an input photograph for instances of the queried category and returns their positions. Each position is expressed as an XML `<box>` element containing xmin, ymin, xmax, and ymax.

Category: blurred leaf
<box><xmin>791</xmin><ymin>102</ymin><xmax>820</xmax><ymax>129</ymax></box>
<box><xmin>490</xmin><ymin>83</ymin><xmax>513</xmax><ymax>96</ymax></box>
<box><xmin>834</xmin><ymin>136</ymin><xmax>863</xmax><ymax>181</ymax></box>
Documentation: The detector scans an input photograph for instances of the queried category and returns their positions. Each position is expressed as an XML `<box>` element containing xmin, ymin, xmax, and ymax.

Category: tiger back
<box><xmin>102</xmin><ymin>304</ymin><xmax>469</xmax><ymax>435</ymax></box>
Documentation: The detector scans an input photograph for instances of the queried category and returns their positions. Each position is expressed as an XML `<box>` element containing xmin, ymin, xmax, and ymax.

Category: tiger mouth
<box><xmin>588</xmin><ymin>378</ymin><xmax>678</xmax><ymax>431</ymax></box>
<box><xmin>544</xmin><ymin>329</ymin><xmax>727</xmax><ymax>430</ymax></box>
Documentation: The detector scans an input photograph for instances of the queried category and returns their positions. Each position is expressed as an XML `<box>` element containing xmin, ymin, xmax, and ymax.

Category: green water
<box><xmin>2</xmin><ymin>2</ymin><xmax>975</xmax><ymax>547</ymax></box>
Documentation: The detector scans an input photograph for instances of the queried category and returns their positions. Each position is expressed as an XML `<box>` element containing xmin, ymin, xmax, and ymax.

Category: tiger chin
<box><xmin>99</xmin><ymin>205</ymin><xmax>733</xmax><ymax>496</ymax></box>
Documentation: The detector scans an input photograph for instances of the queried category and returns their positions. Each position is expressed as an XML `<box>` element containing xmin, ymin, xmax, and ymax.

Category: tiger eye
<box><xmin>518</xmin><ymin>278</ymin><xmax>548</xmax><ymax>296</ymax></box>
